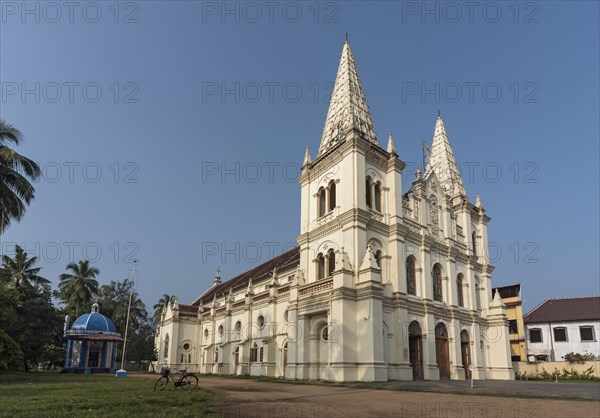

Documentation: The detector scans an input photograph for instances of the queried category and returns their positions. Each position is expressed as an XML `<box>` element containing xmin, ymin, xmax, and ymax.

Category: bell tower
<box><xmin>297</xmin><ymin>39</ymin><xmax>405</xmax><ymax>286</ymax></box>
<box><xmin>293</xmin><ymin>40</ymin><xmax>406</xmax><ymax>382</ymax></box>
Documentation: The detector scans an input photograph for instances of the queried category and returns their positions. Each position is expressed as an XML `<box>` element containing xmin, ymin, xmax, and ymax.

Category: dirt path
<box><xmin>188</xmin><ymin>376</ymin><xmax>599</xmax><ymax>418</ymax></box>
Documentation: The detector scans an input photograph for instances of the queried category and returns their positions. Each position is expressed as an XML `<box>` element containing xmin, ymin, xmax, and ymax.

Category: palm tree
<box><xmin>0</xmin><ymin>120</ymin><xmax>41</xmax><ymax>234</ymax></box>
<box><xmin>108</xmin><ymin>279</ymin><xmax>147</xmax><ymax>332</ymax></box>
<box><xmin>0</xmin><ymin>244</ymin><xmax>49</xmax><ymax>288</ymax></box>
<box><xmin>153</xmin><ymin>294</ymin><xmax>176</xmax><ymax>324</ymax></box>
<box><xmin>58</xmin><ymin>260</ymin><xmax>100</xmax><ymax>317</ymax></box>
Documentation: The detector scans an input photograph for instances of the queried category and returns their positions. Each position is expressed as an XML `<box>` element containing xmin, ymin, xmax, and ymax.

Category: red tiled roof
<box><xmin>179</xmin><ymin>304</ymin><xmax>197</xmax><ymax>314</ymax></box>
<box><xmin>524</xmin><ymin>296</ymin><xmax>600</xmax><ymax>323</ymax></box>
<box><xmin>192</xmin><ymin>247</ymin><xmax>300</xmax><ymax>306</ymax></box>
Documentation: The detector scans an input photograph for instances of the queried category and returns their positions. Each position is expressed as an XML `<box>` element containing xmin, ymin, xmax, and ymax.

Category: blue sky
<box><xmin>1</xmin><ymin>1</ymin><xmax>598</xmax><ymax>314</ymax></box>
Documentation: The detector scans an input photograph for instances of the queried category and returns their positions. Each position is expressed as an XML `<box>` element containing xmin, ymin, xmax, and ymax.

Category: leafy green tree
<box><xmin>153</xmin><ymin>294</ymin><xmax>176</xmax><ymax>324</ymax></box>
<box><xmin>128</xmin><ymin>322</ymin><xmax>157</xmax><ymax>371</ymax></box>
<box><xmin>1</xmin><ymin>245</ymin><xmax>49</xmax><ymax>288</ymax></box>
<box><xmin>0</xmin><ymin>329</ymin><xmax>23</xmax><ymax>369</ymax></box>
<box><xmin>1</xmin><ymin>282</ymin><xmax>62</xmax><ymax>370</ymax></box>
<box><xmin>0</xmin><ymin>119</ymin><xmax>41</xmax><ymax>234</ymax></box>
<box><xmin>98</xmin><ymin>279</ymin><xmax>147</xmax><ymax>333</ymax></box>
<box><xmin>58</xmin><ymin>260</ymin><xmax>100</xmax><ymax>316</ymax></box>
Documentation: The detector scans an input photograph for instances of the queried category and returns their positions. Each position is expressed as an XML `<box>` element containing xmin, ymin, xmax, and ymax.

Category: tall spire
<box><xmin>424</xmin><ymin>116</ymin><xmax>466</xmax><ymax>197</ymax></box>
<box><xmin>317</xmin><ymin>40</ymin><xmax>379</xmax><ymax>156</ymax></box>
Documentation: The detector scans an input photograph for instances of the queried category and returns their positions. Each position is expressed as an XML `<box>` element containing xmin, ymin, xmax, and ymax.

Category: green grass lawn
<box><xmin>0</xmin><ymin>371</ymin><xmax>221</xmax><ymax>418</ymax></box>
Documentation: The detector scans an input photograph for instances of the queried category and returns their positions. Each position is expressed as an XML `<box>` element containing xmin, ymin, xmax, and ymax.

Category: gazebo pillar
<box><xmin>64</xmin><ymin>339</ymin><xmax>73</xmax><ymax>368</ymax></box>
<box><xmin>100</xmin><ymin>342</ymin><xmax>108</xmax><ymax>368</ymax></box>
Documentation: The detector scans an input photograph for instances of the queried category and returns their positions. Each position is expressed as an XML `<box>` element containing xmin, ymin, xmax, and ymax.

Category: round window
<box><xmin>218</xmin><ymin>325</ymin><xmax>224</xmax><ymax>336</ymax></box>
<box><xmin>284</xmin><ymin>310</ymin><xmax>289</xmax><ymax>323</ymax></box>
<box><xmin>257</xmin><ymin>315</ymin><xmax>265</xmax><ymax>328</ymax></box>
<box><xmin>235</xmin><ymin>321</ymin><xmax>241</xmax><ymax>332</ymax></box>
<box><xmin>182</xmin><ymin>342</ymin><xmax>191</xmax><ymax>351</ymax></box>
<box><xmin>322</xmin><ymin>326</ymin><xmax>329</xmax><ymax>341</ymax></box>
<box><xmin>204</xmin><ymin>328</ymin><xmax>209</xmax><ymax>339</ymax></box>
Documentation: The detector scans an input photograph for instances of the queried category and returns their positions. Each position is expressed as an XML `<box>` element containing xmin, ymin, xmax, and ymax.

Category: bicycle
<box><xmin>154</xmin><ymin>367</ymin><xmax>198</xmax><ymax>391</ymax></box>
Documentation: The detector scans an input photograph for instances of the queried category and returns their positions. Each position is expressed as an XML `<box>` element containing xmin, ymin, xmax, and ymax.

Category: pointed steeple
<box><xmin>424</xmin><ymin>116</ymin><xmax>466</xmax><ymax>197</ymax></box>
<box><xmin>386</xmin><ymin>133</ymin><xmax>397</xmax><ymax>155</ymax></box>
<box><xmin>318</xmin><ymin>40</ymin><xmax>379</xmax><ymax>156</ymax></box>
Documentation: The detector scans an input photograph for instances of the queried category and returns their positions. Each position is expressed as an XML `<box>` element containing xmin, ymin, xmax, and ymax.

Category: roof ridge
<box><xmin>191</xmin><ymin>246</ymin><xmax>300</xmax><ymax>306</ymax></box>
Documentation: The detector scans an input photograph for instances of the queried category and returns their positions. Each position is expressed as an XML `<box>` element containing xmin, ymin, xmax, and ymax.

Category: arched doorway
<box><xmin>317</xmin><ymin>322</ymin><xmax>329</xmax><ymax>380</ymax></box>
<box><xmin>408</xmin><ymin>321</ymin><xmax>423</xmax><ymax>380</ymax></box>
<box><xmin>233</xmin><ymin>345</ymin><xmax>240</xmax><ymax>375</ymax></box>
<box><xmin>460</xmin><ymin>330</ymin><xmax>471</xmax><ymax>379</ymax></box>
<box><xmin>435</xmin><ymin>323</ymin><xmax>450</xmax><ymax>379</ymax></box>
<box><xmin>282</xmin><ymin>341</ymin><xmax>288</xmax><ymax>376</ymax></box>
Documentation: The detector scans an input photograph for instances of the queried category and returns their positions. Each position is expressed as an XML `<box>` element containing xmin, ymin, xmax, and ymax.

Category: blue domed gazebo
<box><xmin>63</xmin><ymin>303</ymin><xmax>123</xmax><ymax>373</ymax></box>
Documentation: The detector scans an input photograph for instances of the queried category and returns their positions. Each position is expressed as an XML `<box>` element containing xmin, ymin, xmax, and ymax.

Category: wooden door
<box><xmin>461</xmin><ymin>342</ymin><xmax>471</xmax><ymax>379</ymax></box>
<box><xmin>409</xmin><ymin>336</ymin><xmax>423</xmax><ymax>380</ymax></box>
<box><xmin>435</xmin><ymin>323</ymin><xmax>450</xmax><ymax>380</ymax></box>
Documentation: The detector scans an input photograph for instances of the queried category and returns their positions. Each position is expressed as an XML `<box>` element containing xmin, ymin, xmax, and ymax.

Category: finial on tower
<box><xmin>387</xmin><ymin>132</ymin><xmax>397</xmax><ymax>155</ymax></box>
<box><xmin>475</xmin><ymin>193</ymin><xmax>484</xmax><ymax>210</ymax></box>
<box><xmin>302</xmin><ymin>146</ymin><xmax>312</xmax><ymax>168</ymax></box>
<box><xmin>438</xmin><ymin>109</ymin><xmax>441</xmax><ymax>117</ymax></box>
<box><xmin>214</xmin><ymin>267</ymin><xmax>221</xmax><ymax>285</ymax></box>
<box><xmin>345</xmin><ymin>32</ymin><xmax>349</xmax><ymax>42</ymax></box>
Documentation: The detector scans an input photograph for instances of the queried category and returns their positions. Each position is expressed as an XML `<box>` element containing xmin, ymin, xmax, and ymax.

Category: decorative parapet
<box><xmin>299</xmin><ymin>279</ymin><xmax>333</xmax><ymax>296</ymax></box>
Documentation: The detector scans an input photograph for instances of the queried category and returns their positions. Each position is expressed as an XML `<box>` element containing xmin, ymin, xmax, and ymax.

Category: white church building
<box><xmin>155</xmin><ymin>40</ymin><xmax>514</xmax><ymax>382</ymax></box>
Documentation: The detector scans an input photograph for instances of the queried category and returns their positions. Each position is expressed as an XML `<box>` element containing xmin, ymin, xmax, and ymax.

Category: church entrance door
<box><xmin>435</xmin><ymin>323</ymin><xmax>451</xmax><ymax>380</ymax></box>
<box><xmin>460</xmin><ymin>330</ymin><xmax>471</xmax><ymax>379</ymax></box>
<box><xmin>408</xmin><ymin>321</ymin><xmax>423</xmax><ymax>380</ymax></box>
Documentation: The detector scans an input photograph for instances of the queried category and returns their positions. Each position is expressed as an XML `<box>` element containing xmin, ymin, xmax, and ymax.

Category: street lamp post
<box><xmin>116</xmin><ymin>259</ymin><xmax>138</xmax><ymax>377</ymax></box>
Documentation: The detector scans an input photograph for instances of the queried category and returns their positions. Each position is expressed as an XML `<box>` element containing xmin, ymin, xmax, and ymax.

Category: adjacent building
<box><xmin>524</xmin><ymin>296</ymin><xmax>600</xmax><ymax>362</ymax></box>
<box><xmin>492</xmin><ymin>284</ymin><xmax>526</xmax><ymax>361</ymax></box>
<box><xmin>155</xmin><ymin>40</ymin><xmax>514</xmax><ymax>381</ymax></box>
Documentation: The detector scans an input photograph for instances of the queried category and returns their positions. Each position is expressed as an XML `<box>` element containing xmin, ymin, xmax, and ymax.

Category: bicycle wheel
<box><xmin>180</xmin><ymin>374</ymin><xmax>198</xmax><ymax>390</ymax></box>
<box><xmin>154</xmin><ymin>376</ymin><xmax>169</xmax><ymax>391</ymax></box>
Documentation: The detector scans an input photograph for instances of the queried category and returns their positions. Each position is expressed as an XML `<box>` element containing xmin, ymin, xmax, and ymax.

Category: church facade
<box><xmin>155</xmin><ymin>41</ymin><xmax>514</xmax><ymax>382</ymax></box>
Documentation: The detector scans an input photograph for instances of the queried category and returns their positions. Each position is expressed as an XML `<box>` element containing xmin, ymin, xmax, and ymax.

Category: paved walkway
<box><xmin>172</xmin><ymin>375</ymin><xmax>600</xmax><ymax>418</ymax></box>
<box><xmin>349</xmin><ymin>378</ymin><xmax>600</xmax><ymax>401</ymax></box>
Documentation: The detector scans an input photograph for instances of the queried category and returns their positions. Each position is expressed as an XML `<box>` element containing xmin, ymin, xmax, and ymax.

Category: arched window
<box><xmin>472</xmin><ymin>231</ymin><xmax>477</xmax><ymax>256</ymax></box>
<box><xmin>318</xmin><ymin>187</ymin><xmax>326</xmax><ymax>217</ymax></box>
<box><xmin>406</xmin><ymin>256</ymin><xmax>416</xmax><ymax>295</ymax></box>
<box><xmin>374</xmin><ymin>182</ymin><xmax>382</xmax><ymax>212</ymax></box>
<box><xmin>475</xmin><ymin>282</ymin><xmax>481</xmax><ymax>310</ymax></box>
<box><xmin>164</xmin><ymin>334</ymin><xmax>169</xmax><ymax>358</ymax></box>
<box><xmin>328</xmin><ymin>181</ymin><xmax>336</xmax><ymax>211</ymax></box>
<box><xmin>214</xmin><ymin>347</ymin><xmax>219</xmax><ymax>363</ymax></box>
<box><xmin>250</xmin><ymin>343</ymin><xmax>258</xmax><ymax>362</ymax></box>
<box><xmin>366</xmin><ymin>177</ymin><xmax>372</xmax><ymax>208</ymax></box>
<box><xmin>432</xmin><ymin>263</ymin><xmax>443</xmax><ymax>302</ymax></box>
<box><xmin>456</xmin><ymin>274</ymin><xmax>464</xmax><ymax>307</ymax></box>
<box><xmin>327</xmin><ymin>249</ymin><xmax>336</xmax><ymax>277</ymax></box>
<box><xmin>317</xmin><ymin>253</ymin><xmax>325</xmax><ymax>280</ymax></box>
<box><xmin>430</xmin><ymin>197</ymin><xmax>439</xmax><ymax>227</ymax></box>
